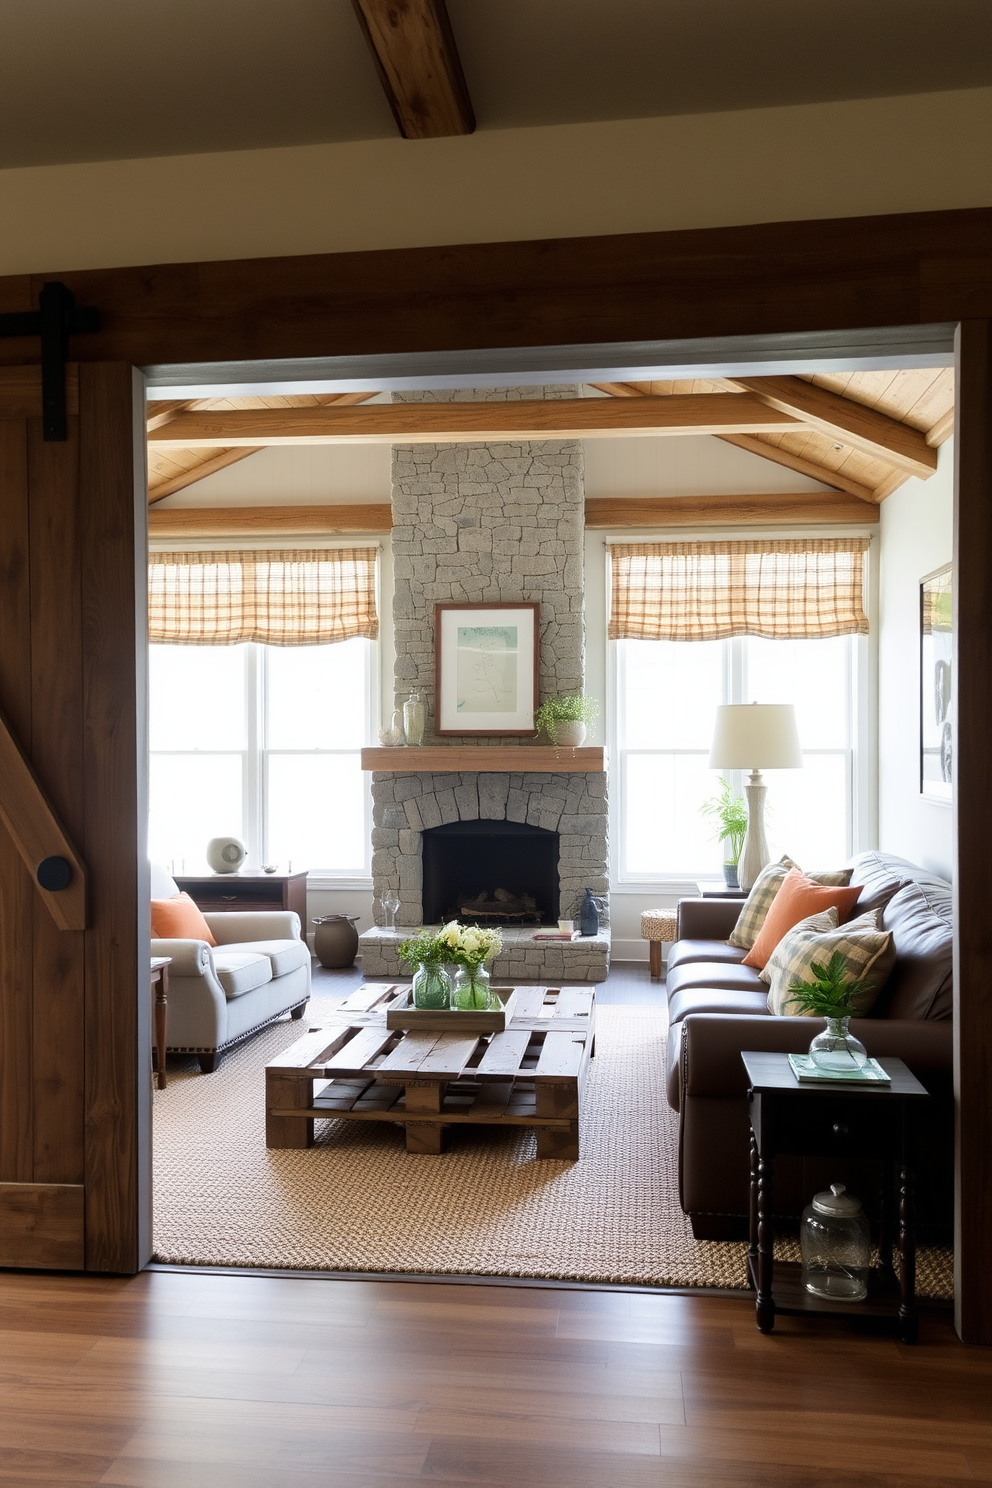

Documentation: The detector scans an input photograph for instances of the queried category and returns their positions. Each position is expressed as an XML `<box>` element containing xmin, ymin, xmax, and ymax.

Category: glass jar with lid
<box><xmin>801</xmin><ymin>1183</ymin><xmax>871</xmax><ymax>1301</ymax></box>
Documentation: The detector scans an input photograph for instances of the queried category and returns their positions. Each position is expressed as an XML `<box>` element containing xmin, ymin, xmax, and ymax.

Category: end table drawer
<box><xmin>754</xmin><ymin>1091</ymin><xmax>906</xmax><ymax>1157</ymax></box>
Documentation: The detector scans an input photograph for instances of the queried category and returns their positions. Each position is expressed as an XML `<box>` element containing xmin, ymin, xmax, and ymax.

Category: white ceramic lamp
<box><xmin>708</xmin><ymin>703</ymin><xmax>803</xmax><ymax>892</ymax></box>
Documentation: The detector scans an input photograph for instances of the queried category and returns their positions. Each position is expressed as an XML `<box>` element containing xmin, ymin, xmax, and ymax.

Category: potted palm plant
<box><xmin>701</xmin><ymin>778</ymin><xmax>748</xmax><ymax>888</ymax></box>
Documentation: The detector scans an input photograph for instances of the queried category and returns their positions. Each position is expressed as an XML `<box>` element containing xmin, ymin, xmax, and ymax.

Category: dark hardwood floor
<box><xmin>0</xmin><ymin>1269</ymin><xmax>987</xmax><ymax>1486</ymax></box>
<box><xmin>62</xmin><ymin>955</ymin><xmax>976</xmax><ymax>1484</ymax></box>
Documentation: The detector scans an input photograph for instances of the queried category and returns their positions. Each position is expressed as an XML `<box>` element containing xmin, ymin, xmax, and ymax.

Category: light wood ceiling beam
<box><xmin>727</xmin><ymin>375</ymin><xmax>937</xmax><ymax>479</ymax></box>
<box><xmin>715</xmin><ymin>433</ymin><xmax>878</xmax><ymax>503</ymax></box>
<box><xmin>148</xmin><ymin>395</ymin><xmax>802</xmax><ymax>448</ymax></box>
<box><xmin>591</xmin><ymin>379</ymin><xmax>882</xmax><ymax>501</ymax></box>
<box><xmin>148</xmin><ymin>494</ymin><xmax>877</xmax><ymax>538</ymax></box>
<box><xmin>584</xmin><ymin>493</ymin><xmax>878</xmax><ymax>528</ymax></box>
<box><xmin>148</xmin><ymin>449</ymin><xmax>263</xmax><ymax>504</ymax></box>
<box><xmin>351</xmin><ymin>0</ymin><xmax>474</xmax><ymax>140</ymax></box>
<box><xmin>146</xmin><ymin>399</ymin><xmax>197</xmax><ymax>432</ymax></box>
<box><xmin>145</xmin><ymin>391</ymin><xmax>383</xmax><ymax>502</ymax></box>
<box><xmin>926</xmin><ymin>406</ymin><xmax>955</xmax><ymax>447</ymax></box>
<box><xmin>148</xmin><ymin>505</ymin><xmax>392</xmax><ymax>538</ymax></box>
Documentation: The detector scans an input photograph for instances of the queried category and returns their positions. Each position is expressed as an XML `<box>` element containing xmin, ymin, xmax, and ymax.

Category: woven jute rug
<box><xmin>152</xmin><ymin>999</ymin><xmax>952</xmax><ymax>1296</ymax></box>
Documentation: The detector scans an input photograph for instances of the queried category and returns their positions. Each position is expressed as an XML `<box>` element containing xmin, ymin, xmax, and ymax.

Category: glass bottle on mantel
<box><xmin>403</xmin><ymin>692</ymin><xmax>425</xmax><ymax>747</ymax></box>
<box><xmin>580</xmin><ymin>888</ymin><xmax>600</xmax><ymax>936</ymax></box>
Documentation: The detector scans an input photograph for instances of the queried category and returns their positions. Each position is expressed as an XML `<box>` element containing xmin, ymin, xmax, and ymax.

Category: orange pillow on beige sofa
<box><xmin>741</xmin><ymin>867</ymin><xmax>862</xmax><ymax>970</ymax></box>
<box><xmin>151</xmin><ymin>891</ymin><xmax>217</xmax><ymax>946</ymax></box>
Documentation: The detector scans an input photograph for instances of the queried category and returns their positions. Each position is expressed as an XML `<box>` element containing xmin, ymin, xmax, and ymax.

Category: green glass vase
<box><xmin>411</xmin><ymin>960</ymin><xmax>452</xmax><ymax>1009</ymax></box>
<box><xmin>450</xmin><ymin>964</ymin><xmax>501</xmax><ymax>1011</ymax></box>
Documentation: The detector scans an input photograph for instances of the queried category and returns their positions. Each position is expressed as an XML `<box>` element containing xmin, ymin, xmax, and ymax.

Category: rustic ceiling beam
<box><xmin>591</xmin><ymin>379</ymin><xmax>884</xmax><ymax>501</ymax></box>
<box><xmin>148</xmin><ymin>504</ymin><xmax>392</xmax><ymax>537</ymax></box>
<box><xmin>727</xmin><ymin>375</ymin><xmax>937</xmax><ymax>480</ymax></box>
<box><xmin>351</xmin><ymin>0</ymin><xmax>474</xmax><ymax>140</ymax></box>
<box><xmin>584</xmin><ymin>492</ymin><xmax>878</xmax><ymax>528</ymax></box>
<box><xmin>926</xmin><ymin>406</ymin><xmax>955</xmax><ymax>447</ymax></box>
<box><xmin>147</xmin><ymin>394</ymin><xmax>801</xmax><ymax>448</ymax></box>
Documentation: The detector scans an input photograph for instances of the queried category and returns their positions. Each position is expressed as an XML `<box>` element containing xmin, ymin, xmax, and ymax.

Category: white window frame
<box><xmin>606</xmin><ymin>535</ymin><xmax>878</xmax><ymax>892</ymax></box>
<box><xmin>150</xmin><ymin>637</ymin><xmax>376</xmax><ymax>885</ymax></box>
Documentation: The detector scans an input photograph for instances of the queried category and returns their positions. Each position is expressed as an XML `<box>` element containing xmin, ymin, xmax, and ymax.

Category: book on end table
<box><xmin>788</xmin><ymin>1053</ymin><xmax>892</xmax><ymax>1085</ymax></box>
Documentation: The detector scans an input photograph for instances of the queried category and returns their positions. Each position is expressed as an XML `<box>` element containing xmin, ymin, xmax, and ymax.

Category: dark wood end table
<box><xmin>742</xmin><ymin>1050</ymin><xmax>931</xmax><ymax>1345</ymax></box>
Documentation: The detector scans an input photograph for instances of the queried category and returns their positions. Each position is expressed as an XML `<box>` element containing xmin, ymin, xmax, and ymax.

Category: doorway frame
<box><xmin>0</xmin><ymin>203</ymin><xmax>989</xmax><ymax>1342</ymax></box>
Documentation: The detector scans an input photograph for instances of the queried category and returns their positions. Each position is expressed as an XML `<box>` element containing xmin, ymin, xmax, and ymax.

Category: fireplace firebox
<box><xmin>421</xmin><ymin>820</ymin><xmax>560</xmax><ymax>927</ymax></box>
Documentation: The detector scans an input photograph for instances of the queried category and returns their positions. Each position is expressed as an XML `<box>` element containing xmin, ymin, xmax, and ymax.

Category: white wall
<box><xmin>160</xmin><ymin>444</ymin><xmax>391</xmax><ymax>508</ymax></box>
<box><xmin>877</xmin><ymin>441</ymin><xmax>954</xmax><ymax>881</ymax></box>
<box><xmin>1</xmin><ymin>87</ymin><xmax>989</xmax><ymax>275</ymax></box>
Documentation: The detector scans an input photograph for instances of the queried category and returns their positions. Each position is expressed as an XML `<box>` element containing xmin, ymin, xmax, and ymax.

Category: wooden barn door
<box><xmin>0</xmin><ymin>362</ymin><xmax>149</xmax><ymax>1273</ymax></box>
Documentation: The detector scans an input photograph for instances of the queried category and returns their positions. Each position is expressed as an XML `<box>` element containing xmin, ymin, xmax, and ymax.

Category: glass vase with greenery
<box><xmin>533</xmin><ymin>693</ymin><xmax>599</xmax><ymax>749</ymax></box>
<box><xmin>439</xmin><ymin>920</ymin><xmax>503</xmax><ymax>1010</ymax></box>
<box><xmin>398</xmin><ymin>928</ymin><xmax>453</xmax><ymax>1009</ymax></box>
<box><xmin>787</xmin><ymin>952</ymin><xmax>874</xmax><ymax>1072</ymax></box>
<box><xmin>701</xmin><ymin>778</ymin><xmax>748</xmax><ymax>887</ymax></box>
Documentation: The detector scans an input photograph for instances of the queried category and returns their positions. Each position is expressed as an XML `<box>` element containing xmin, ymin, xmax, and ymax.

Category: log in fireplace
<box><xmin>421</xmin><ymin>820</ymin><xmax>560</xmax><ymax>927</ymax></box>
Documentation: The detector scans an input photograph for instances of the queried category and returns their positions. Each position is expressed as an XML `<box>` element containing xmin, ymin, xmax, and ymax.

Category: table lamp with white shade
<box><xmin>708</xmin><ymin>703</ymin><xmax>803</xmax><ymax>891</ymax></box>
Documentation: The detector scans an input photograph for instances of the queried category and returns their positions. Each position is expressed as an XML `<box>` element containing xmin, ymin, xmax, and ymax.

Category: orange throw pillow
<box><xmin>151</xmin><ymin>892</ymin><xmax>217</xmax><ymax>946</ymax></box>
<box><xmin>741</xmin><ymin>868</ymin><xmax>862</xmax><ymax>970</ymax></box>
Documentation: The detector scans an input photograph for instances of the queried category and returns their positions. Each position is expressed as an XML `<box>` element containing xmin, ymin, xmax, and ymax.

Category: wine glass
<box><xmin>381</xmin><ymin>890</ymin><xmax>400</xmax><ymax>930</ymax></box>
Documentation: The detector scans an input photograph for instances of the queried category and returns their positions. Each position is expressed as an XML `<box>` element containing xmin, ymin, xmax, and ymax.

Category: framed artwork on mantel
<box><xmin>435</xmin><ymin>602</ymin><xmax>540</xmax><ymax>736</ymax></box>
<box><xmin>920</xmin><ymin>563</ymin><xmax>953</xmax><ymax>804</ymax></box>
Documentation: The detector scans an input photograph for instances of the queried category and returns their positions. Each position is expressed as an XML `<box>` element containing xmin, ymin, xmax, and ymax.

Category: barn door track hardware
<box><xmin>0</xmin><ymin>281</ymin><xmax>100</xmax><ymax>440</ymax></box>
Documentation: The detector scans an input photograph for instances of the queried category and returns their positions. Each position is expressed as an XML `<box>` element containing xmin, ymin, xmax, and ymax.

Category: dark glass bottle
<box><xmin>580</xmin><ymin>888</ymin><xmax>599</xmax><ymax>936</ymax></box>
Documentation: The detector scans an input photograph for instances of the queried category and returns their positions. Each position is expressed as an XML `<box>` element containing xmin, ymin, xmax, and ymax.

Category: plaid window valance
<box><xmin>148</xmin><ymin>548</ymin><xmax>379</xmax><ymax>646</ymax></box>
<box><xmin>608</xmin><ymin>537</ymin><xmax>870</xmax><ymax>642</ymax></box>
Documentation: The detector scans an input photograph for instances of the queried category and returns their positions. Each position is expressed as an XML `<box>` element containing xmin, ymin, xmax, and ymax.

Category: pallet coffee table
<box><xmin>265</xmin><ymin>983</ymin><xmax>596</xmax><ymax>1158</ymax></box>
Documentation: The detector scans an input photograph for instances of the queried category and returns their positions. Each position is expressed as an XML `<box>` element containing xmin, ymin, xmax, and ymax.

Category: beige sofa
<box><xmin>150</xmin><ymin>864</ymin><xmax>311</xmax><ymax>1072</ymax></box>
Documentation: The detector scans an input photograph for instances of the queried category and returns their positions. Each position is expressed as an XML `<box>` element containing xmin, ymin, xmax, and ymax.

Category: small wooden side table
<box><xmin>742</xmin><ymin>1050</ymin><xmax>931</xmax><ymax>1344</ymax></box>
<box><xmin>150</xmin><ymin>956</ymin><xmax>171</xmax><ymax>1091</ymax></box>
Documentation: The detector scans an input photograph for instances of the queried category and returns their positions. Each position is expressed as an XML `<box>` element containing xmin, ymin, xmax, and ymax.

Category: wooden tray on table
<box><xmin>385</xmin><ymin>986</ymin><xmax>519</xmax><ymax>1033</ymax></box>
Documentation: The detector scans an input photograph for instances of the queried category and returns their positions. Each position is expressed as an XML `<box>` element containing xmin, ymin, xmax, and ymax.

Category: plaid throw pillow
<box><xmin>764</xmin><ymin>908</ymin><xmax>896</xmax><ymax>1016</ymax></box>
<box><xmin>727</xmin><ymin>856</ymin><xmax>854</xmax><ymax>950</ymax></box>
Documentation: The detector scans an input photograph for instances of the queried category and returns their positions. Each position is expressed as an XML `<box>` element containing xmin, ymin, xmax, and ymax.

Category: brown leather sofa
<box><xmin>666</xmin><ymin>851</ymin><xmax>954</xmax><ymax>1239</ymax></box>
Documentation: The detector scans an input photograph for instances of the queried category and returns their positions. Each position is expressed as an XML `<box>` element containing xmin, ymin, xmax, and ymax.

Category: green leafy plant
<box><xmin>397</xmin><ymin>928</ymin><xmax>448</xmax><ymax>969</ymax></box>
<box><xmin>786</xmin><ymin>952</ymin><xmax>874</xmax><ymax>1019</ymax></box>
<box><xmin>701</xmin><ymin>778</ymin><xmax>748</xmax><ymax>866</ymax></box>
<box><xmin>534</xmin><ymin>693</ymin><xmax>599</xmax><ymax>747</ymax></box>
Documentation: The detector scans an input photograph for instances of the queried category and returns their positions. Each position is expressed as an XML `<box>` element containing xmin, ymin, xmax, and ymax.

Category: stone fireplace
<box><xmin>359</xmin><ymin>386</ymin><xmax>610</xmax><ymax>983</ymax></box>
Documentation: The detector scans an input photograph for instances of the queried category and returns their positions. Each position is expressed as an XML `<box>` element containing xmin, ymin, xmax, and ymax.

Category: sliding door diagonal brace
<box><xmin>0</xmin><ymin>282</ymin><xmax>101</xmax><ymax>440</ymax></box>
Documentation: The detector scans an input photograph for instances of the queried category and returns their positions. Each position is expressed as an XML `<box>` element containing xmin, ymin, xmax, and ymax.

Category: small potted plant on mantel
<box><xmin>701</xmin><ymin>778</ymin><xmax>748</xmax><ymax>888</ymax></box>
<box><xmin>534</xmin><ymin>693</ymin><xmax>599</xmax><ymax>750</ymax></box>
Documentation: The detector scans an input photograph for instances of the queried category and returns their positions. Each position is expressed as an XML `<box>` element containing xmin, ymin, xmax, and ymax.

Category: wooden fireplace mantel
<box><xmin>361</xmin><ymin>745</ymin><xmax>607</xmax><ymax>773</ymax></box>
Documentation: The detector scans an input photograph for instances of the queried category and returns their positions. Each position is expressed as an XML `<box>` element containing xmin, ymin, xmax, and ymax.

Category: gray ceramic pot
<box><xmin>312</xmin><ymin>914</ymin><xmax>360</xmax><ymax>968</ymax></box>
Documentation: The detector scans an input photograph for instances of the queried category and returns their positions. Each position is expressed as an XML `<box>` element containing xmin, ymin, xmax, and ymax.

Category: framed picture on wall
<box><xmin>435</xmin><ymin>602</ymin><xmax>540</xmax><ymax>736</ymax></box>
<box><xmin>921</xmin><ymin>564</ymin><xmax>953</xmax><ymax>803</ymax></box>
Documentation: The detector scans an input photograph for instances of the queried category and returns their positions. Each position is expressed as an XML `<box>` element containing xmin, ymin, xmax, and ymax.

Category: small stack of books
<box><xmin>532</xmin><ymin>930</ymin><xmax>582</xmax><ymax>942</ymax></box>
<box><xmin>788</xmin><ymin>1053</ymin><xmax>892</xmax><ymax>1084</ymax></box>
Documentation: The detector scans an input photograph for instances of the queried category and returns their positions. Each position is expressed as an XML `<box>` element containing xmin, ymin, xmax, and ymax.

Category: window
<box><xmin>614</xmin><ymin>633</ymin><xmax>858</xmax><ymax>880</ymax></box>
<box><xmin>149</xmin><ymin>638</ymin><xmax>373</xmax><ymax>877</ymax></box>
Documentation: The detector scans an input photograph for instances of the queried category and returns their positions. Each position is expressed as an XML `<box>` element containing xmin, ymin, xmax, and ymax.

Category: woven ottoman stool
<box><xmin>641</xmin><ymin>909</ymin><xmax>678</xmax><ymax>980</ymax></box>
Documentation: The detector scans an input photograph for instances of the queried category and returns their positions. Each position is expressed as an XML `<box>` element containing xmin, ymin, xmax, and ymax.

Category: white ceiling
<box><xmin>2</xmin><ymin>0</ymin><xmax>989</xmax><ymax>169</ymax></box>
